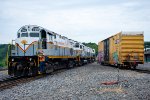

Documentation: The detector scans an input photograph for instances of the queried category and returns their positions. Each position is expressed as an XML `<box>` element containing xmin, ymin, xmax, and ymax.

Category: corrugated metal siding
<box><xmin>98</xmin><ymin>32</ymin><xmax>144</xmax><ymax>65</ymax></box>
<box><xmin>120</xmin><ymin>33</ymin><xmax>144</xmax><ymax>63</ymax></box>
<box><xmin>98</xmin><ymin>41</ymin><xmax>104</xmax><ymax>52</ymax></box>
<box><xmin>109</xmin><ymin>37</ymin><xmax>113</xmax><ymax>64</ymax></box>
<box><xmin>109</xmin><ymin>33</ymin><xmax>121</xmax><ymax>65</ymax></box>
<box><xmin>98</xmin><ymin>41</ymin><xmax>104</xmax><ymax>63</ymax></box>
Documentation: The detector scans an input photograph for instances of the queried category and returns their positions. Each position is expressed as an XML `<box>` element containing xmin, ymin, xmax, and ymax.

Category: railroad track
<box><xmin>133</xmin><ymin>68</ymin><xmax>150</xmax><ymax>74</ymax></box>
<box><xmin>104</xmin><ymin>64</ymin><xmax>150</xmax><ymax>74</ymax></box>
<box><xmin>120</xmin><ymin>66</ymin><xmax>150</xmax><ymax>74</ymax></box>
<box><xmin>0</xmin><ymin>68</ymin><xmax>68</xmax><ymax>91</ymax></box>
<box><xmin>0</xmin><ymin>68</ymin><xmax>7</xmax><ymax>71</ymax></box>
<box><xmin>0</xmin><ymin>63</ymin><xmax>89</xmax><ymax>91</ymax></box>
<box><xmin>0</xmin><ymin>75</ymin><xmax>46</xmax><ymax>91</ymax></box>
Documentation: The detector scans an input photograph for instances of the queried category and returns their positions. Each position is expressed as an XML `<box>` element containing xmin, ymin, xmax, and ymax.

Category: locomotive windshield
<box><xmin>75</xmin><ymin>43</ymin><xmax>79</xmax><ymax>47</ymax></box>
<box><xmin>30</xmin><ymin>33</ymin><xmax>39</xmax><ymax>37</ymax></box>
<box><xmin>21</xmin><ymin>33</ymin><xmax>28</xmax><ymax>37</ymax></box>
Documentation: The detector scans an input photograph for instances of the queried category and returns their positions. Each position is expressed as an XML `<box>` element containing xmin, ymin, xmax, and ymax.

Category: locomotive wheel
<box><xmin>117</xmin><ymin>64</ymin><xmax>122</xmax><ymax>69</ymax></box>
<box><xmin>81</xmin><ymin>61</ymin><xmax>84</xmax><ymax>66</ymax></box>
<box><xmin>29</xmin><ymin>66</ymin><xmax>37</xmax><ymax>76</ymax></box>
<box><xmin>28</xmin><ymin>62</ymin><xmax>38</xmax><ymax>76</ymax></box>
<box><xmin>28</xmin><ymin>67</ymin><xmax>32</xmax><ymax>76</ymax></box>
<box><xmin>131</xmin><ymin>65</ymin><xmax>136</xmax><ymax>70</ymax></box>
<box><xmin>133</xmin><ymin>66</ymin><xmax>136</xmax><ymax>70</ymax></box>
<box><xmin>14</xmin><ymin>64</ymin><xmax>23</xmax><ymax>77</ymax></box>
<box><xmin>8</xmin><ymin>63</ymin><xmax>13</xmax><ymax>76</ymax></box>
<box><xmin>32</xmin><ymin>66</ymin><xmax>38</xmax><ymax>76</ymax></box>
<box><xmin>14</xmin><ymin>68</ymin><xmax>19</xmax><ymax>77</ymax></box>
<box><xmin>127</xmin><ymin>66</ymin><xmax>131</xmax><ymax>69</ymax></box>
<box><xmin>45</xmin><ymin>63</ymin><xmax>54</xmax><ymax>74</ymax></box>
<box><xmin>23</xmin><ymin>67</ymin><xmax>29</xmax><ymax>77</ymax></box>
<box><xmin>78</xmin><ymin>61</ymin><xmax>82</xmax><ymax>66</ymax></box>
<box><xmin>14</xmin><ymin>67</ymin><xmax>18</xmax><ymax>77</ymax></box>
<box><xmin>74</xmin><ymin>61</ymin><xmax>78</xmax><ymax>67</ymax></box>
<box><xmin>67</xmin><ymin>61</ymin><xmax>74</xmax><ymax>68</ymax></box>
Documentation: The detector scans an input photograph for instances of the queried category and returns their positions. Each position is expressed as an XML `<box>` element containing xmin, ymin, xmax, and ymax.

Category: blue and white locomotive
<box><xmin>8</xmin><ymin>25</ymin><xmax>95</xmax><ymax>76</ymax></box>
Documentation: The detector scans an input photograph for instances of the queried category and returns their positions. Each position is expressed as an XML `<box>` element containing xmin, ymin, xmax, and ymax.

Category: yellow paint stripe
<box><xmin>48</xmin><ymin>56</ymin><xmax>76</xmax><ymax>59</ymax></box>
<box><xmin>48</xmin><ymin>56</ymin><xmax>94</xmax><ymax>59</ymax></box>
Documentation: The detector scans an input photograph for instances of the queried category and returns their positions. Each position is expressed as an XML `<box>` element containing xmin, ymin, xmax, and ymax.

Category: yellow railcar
<box><xmin>98</xmin><ymin>32</ymin><xmax>144</xmax><ymax>69</ymax></box>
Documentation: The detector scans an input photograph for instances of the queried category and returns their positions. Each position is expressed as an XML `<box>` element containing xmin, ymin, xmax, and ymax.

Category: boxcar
<box><xmin>98</xmin><ymin>31</ymin><xmax>144</xmax><ymax>69</ymax></box>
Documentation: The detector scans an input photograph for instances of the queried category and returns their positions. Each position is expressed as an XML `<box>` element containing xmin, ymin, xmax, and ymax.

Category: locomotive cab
<box><xmin>40</xmin><ymin>29</ymin><xmax>47</xmax><ymax>49</ymax></box>
<box><xmin>8</xmin><ymin>25</ymin><xmax>46</xmax><ymax>76</ymax></box>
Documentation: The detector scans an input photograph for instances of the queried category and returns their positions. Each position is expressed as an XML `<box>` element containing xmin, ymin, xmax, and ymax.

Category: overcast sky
<box><xmin>0</xmin><ymin>0</ymin><xmax>150</xmax><ymax>44</ymax></box>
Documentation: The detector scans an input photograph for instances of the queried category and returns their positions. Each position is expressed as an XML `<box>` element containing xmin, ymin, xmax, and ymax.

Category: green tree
<box><xmin>144</xmin><ymin>42</ymin><xmax>150</xmax><ymax>51</ymax></box>
<box><xmin>0</xmin><ymin>44</ymin><xmax>8</xmax><ymax>67</ymax></box>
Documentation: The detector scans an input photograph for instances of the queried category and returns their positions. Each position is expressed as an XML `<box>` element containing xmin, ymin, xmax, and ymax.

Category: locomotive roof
<box><xmin>18</xmin><ymin>25</ymin><xmax>57</xmax><ymax>35</ymax></box>
<box><xmin>17</xmin><ymin>25</ymin><xmax>94</xmax><ymax>50</ymax></box>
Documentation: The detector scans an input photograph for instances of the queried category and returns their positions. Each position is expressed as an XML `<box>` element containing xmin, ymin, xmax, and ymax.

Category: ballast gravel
<box><xmin>0</xmin><ymin>70</ymin><xmax>9</xmax><ymax>80</ymax></box>
<box><xmin>0</xmin><ymin>62</ymin><xmax>150</xmax><ymax>100</ymax></box>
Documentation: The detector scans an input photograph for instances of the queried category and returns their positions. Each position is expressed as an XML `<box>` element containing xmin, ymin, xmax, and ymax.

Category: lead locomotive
<box><xmin>8</xmin><ymin>25</ymin><xmax>95</xmax><ymax>76</ymax></box>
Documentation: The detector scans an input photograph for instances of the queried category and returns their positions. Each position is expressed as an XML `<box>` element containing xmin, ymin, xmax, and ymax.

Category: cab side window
<box><xmin>17</xmin><ymin>33</ymin><xmax>20</xmax><ymax>38</ymax></box>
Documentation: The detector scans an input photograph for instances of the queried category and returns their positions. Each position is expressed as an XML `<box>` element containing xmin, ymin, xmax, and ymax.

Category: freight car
<box><xmin>98</xmin><ymin>32</ymin><xmax>144</xmax><ymax>69</ymax></box>
<box><xmin>8</xmin><ymin>25</ymin><xmax>95</xmax><ymax>77</ymax></box>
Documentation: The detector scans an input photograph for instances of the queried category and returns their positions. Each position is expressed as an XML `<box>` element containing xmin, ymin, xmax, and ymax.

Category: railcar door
<box><xmin>104</xmin><ymin>39</ymin><xmax>109</xmax><ymax>62</ymax></box>
<box><xmin>41</xmin><ymin>30</ymin><xmax>47</xmax><ymax>49</ymax></box>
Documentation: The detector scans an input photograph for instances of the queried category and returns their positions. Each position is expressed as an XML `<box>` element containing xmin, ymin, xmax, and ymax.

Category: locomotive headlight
<box><xmin>12</xmin><ymin>58</ymin><xmax>14</xmax><ymax>61</ymax></box>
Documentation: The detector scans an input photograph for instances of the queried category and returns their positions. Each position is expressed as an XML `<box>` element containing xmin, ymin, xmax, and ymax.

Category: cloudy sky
<box><xmin>0</xmin><ymin>0</ymin><xmax>150</xmax><ymax>44</ymax></box>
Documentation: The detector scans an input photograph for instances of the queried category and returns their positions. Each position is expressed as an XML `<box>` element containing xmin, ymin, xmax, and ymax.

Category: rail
<box><xmin>0</xmin><ymin>74</ymin><xmax>46</xmax><ymax>91</ymax></box>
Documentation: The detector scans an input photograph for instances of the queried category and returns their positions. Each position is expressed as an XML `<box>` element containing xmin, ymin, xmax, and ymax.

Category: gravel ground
<box><xmin>0</xmin><ymin>63</ymin><xmax>150</xmax><ymax>100</ymax></box>
<box><xmin>0</xmin><ymin>70</ymin><xmax>9</xmax><ymax>79</ymax></box>
<box><xmin>137</xmin><ymin>63</ymin><xmax>150</xmax><ymax>71</ymax></box>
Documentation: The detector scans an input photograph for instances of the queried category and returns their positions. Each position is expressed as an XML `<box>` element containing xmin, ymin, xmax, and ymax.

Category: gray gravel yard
<box><xmin>137</xmin><ymin>63</ymin><xmax>150</xmax><ymax>70</ymax></box>
<box><xmin>0</xmin><ymin>62</ymin><xmax>150</xmax><ymax>100</ymax></box>
<box><xmin>0</xmin><ymin>70</ymin><xmax>9</xmax><ymax>80</ymax></box>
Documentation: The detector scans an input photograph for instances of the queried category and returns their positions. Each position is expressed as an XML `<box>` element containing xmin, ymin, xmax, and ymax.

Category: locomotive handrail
<box><xmin>11</xmin><ymin>40</ymin><xmax>15</xmax><ymax>50</ymax></box>
<box><xmin>6</xmin><ymin>44</ymin><xmax>11</xmax><ymax>66</ymax></box>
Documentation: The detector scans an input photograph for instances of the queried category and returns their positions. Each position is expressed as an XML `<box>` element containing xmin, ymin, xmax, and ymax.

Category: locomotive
<box><xmin>8</xmin><ymin>25</ymin><xmax>95</xmax><ymax>76</ymax></box>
